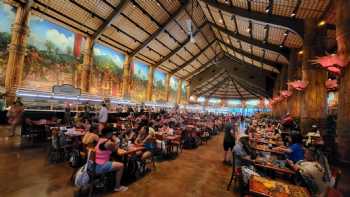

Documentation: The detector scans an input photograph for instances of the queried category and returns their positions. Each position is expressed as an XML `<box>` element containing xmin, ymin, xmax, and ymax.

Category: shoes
<box><xmin>114</xmin><ymin>186</ymin><xmax>128</xmax><ymax>192</ymax></box>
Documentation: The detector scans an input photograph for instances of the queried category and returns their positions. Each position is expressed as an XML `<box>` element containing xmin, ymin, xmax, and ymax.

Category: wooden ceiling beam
<box><xmin>130</xmin><ymin>0</ymin><xmax>189</xmax><ymax>56</ymax></box>
<box><xmin>193</xmin><ymin>70</ymin><xmax>227</xmax><ymax>92</ymax></box>
<box><xmin>184</xmin><ymin>53</ymin><xmax>224</xmax><ymax>80</ymax></box>
<box><xmin>229</xmin><ymin>76</ymin><xmax>243</xmax><ymax>99</ymax></box>
<box><xmin>196</xmin><ymin>76</ymin><xmax>229</xmax><ymax>96</ymax></box>
<box><xmin>153</xmin><ymin>23</ymin><xmax>207</xmax><ymax>68</ymax></box>
<box><xmin>202</xmin><ymin>0</ymin><xmax>304</xmax><ymax>38</ymax></box>
<box><xmin>92</xmin><ymin>0</ymin><xmax>128</xmax><ymax>40</ymax></box>
<box><xmin>171</xmin><ymin>39</ymin><xmax>216</xmax><ymax>74</ymax></box>
<box><xmin>219</xmin><ymin>40</ymin><xmax>282</xmax><ymax>70</ymax></box>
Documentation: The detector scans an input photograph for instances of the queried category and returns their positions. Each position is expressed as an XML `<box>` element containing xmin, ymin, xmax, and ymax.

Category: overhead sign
<box><xmin>52</xmin><ymin>84</ymin><xmax>81</xmax><ymax>96</ymax></box>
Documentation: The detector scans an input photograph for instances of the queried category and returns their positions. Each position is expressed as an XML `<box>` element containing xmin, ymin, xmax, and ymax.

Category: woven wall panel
<box><xmin>235</xmin><ymin>16</ymin><xmax>250</xmax><ymax>37</ymax></box>
<box><xmin>251</xmin><ymin>0</ymin><xmax>269</xmax><ymax>13</ymax></box>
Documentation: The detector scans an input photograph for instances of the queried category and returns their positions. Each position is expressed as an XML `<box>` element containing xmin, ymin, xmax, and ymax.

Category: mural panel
<box><xmin>169</xmin><ymin>76</ymin><xmax>178</xmax><ymax>103</ymax></box>
<box><xmin>153</xmin><ymin>69</ymin><xmax>165</xmax><ymax>102</ymax></box>
<box><xmin>0</xmin><ymin>1</ymin><xmax>15</xmax><ymax>87</ymax></box>
<box><xmin>130</xmin><ymin>60</ymin><xmax>148</xmax><ymax>102</ymax></box>
<box><xmin>90</xmin><ymin>43</ymin><xmax>124</xmax><ymax>97</ymax></box>
<box><xmin>23</xmin><ymin>15</ymin><xmax>82</xmax><ymax>91</ymax></box>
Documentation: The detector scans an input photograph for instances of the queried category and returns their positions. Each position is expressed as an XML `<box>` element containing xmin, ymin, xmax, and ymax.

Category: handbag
<box><xmin>74</xmin><ymin>150</ymin><xmax>91</xmax><ymax>188</ymax></box>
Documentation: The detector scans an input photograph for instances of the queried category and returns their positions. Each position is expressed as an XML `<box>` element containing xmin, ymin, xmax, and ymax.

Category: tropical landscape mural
<box><xmin>90</xmin><ymin>43</ymin><xmax>125</xmax><ymax>97</ymax></box>
<box><xmin>169</xmin><ymin>76</ymin><xmax>178</xmax><ymax>103</ymax></box>
<box><xmin>21</xmin><ymin>14</ymin><xmax>85</xmax><ymax>91</ymax></box>
<box><xmin>130</xmin><ymin>60</ymin><xmax>148</xmax><ymax>102</ymax></box>
<box><xmin>153</xmin><ymin>69</ymin><xmax>166</xmax><ymax>102</ymax></box>
<box><xmin>0</xmin><ymin>1</ymin><xmax>15</xmax><ymax>87</ymax></box>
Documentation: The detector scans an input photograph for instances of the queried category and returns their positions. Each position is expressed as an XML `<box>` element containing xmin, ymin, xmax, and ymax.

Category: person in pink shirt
<box><xmin>94</xmin><ymin>128</ymin><xmax>128</xmax><ymax>192</ymax></box>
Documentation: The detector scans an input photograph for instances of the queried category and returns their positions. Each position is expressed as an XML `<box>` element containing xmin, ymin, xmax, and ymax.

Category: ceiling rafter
<box><xmin>196</xmin><ymin>76</ymin><xmax>229</xmax><ymax>96</ymax></box>
<box><xmin>171</xmin><ymin>40</ymin><xmax>216</xmax><ymax>74</ymax></box>
<box><xmin>204</xmin><ymin>2</ymin><xmax>228</xmax><ymax>52</ymax></box>
<box><xmin>130</xmin><ymin>0</ymin><xmax>189</xmax><ymax>56</ymax></box>
<box><xmin>153</xmin><ymin>23</ymin><xmax>207</xmax><ymax>68</ymax></box>
<box><xmin>92</xmin><ymin>0</ymin><xmax>128</xmax><ymax>40</ymax></box>
<box><xmin>231</xmin><ymin>75</ymin><xmax>269</xmax><ymax>98</ymax></box>
<box><xmin>224</xmin><ymin>53</ymin><xmax>277</xmax><ymax>77</ymax></box>
<box><xmin>184</xmin><ymin>52</ymin><xmax>225</xmax><ymax>80</ymax></box>
<box><xmin>229</xmin><ymin>76</ymin><xmax>243</xmax><ymax>99</ymax></box>
<box><xmin>193</xmin><ymin>69</ymin><xmax>226</xmax><ymax>93</ymax></box>
<box><xmin>202</xmin><ymin>0</ymin><xmax>304</xmax><ymax>38</ymax></box>
<box><xmin>207</xmin><ymin>79</ymin><xmax>228</xmax><ymax>97</ymax></box>
<box><xmin>219</xmin><ymin>40</ymin><xmax>282</xmax><ymax>70</ymax></box>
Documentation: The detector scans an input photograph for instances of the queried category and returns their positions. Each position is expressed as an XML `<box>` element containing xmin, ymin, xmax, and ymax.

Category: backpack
<box><xmin>69</xmin><ymin>150</ymin><xmax>83</xmax><ymax>168</ymax></box>
<box><xmin>74</xmin><ymin>151</ymin><xmax>91</xmax><ymax>188</ymax></box>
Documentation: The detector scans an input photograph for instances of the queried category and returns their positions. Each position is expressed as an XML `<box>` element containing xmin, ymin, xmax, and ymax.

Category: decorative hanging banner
<box><xmin>325</xmin><ymin>79</ymin><xmax>338</xmax><ymax>91</ymax></box>
<box><xmin>310</xmin><ymin>53</ymin><xmax>349</xmax><ymax>75</ymax></box>
<box><xmin>280</xmin><ymin>90</ymin><xmax>293</xmax><ymax>98</ymax></box>
<box><xmin>288</xmin><ymin>80</ymin><xmax>309</xmax><ymax>91</ymax></box>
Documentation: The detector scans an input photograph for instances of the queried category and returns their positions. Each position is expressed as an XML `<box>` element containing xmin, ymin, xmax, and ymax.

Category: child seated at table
<box><xmin>93</xmin><ymin>127</ymin><xmax>128</xmax><ymax>192</ymax></box>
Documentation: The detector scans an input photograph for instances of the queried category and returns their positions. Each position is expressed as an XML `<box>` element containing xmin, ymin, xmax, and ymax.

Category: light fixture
<box><xmin>264</xmin><ymin>25</ymin><xmax>268</xmax><ymax>30</ymax></box>
<box><xmin>262</xmin><ymin>40</ymin><xmax>267</xmax><ymax>44</ymax></box>
<box><xmin>298</xmin><ymin>50</ymin><xmax>303</xmax><ymax>55</ymax></box>
<box><xmin>246</xmin><ymin>27</ymin><xmax>251</xmax><ymax>33</ymax></box>
<box><xmin>283</xmin><ymin>32</ymin><xmax>288</xmax><ymax>36</ymax></box>
<box><xmin>224</xmin><ymin>0</ymin><xmax>229</xmax><ymax>4</ymax></box>
<box><xmin>318</xmin><ymin>20</ymin><xmax>326</xmax><ymax>27</ymax></box>
<box><xmin>291</xmin><ymin>12</ymin><xmax>296</xmax><ymax>17</ymax></box>
<box><xmin>219</xmin><ymin>19</ymin><xmax>223</xmax><ymax>24</ymax></box>
<box><xmin>279</xmin><ymin>45</ymin><xmax>283</xmax><ymax>48</ymax></box>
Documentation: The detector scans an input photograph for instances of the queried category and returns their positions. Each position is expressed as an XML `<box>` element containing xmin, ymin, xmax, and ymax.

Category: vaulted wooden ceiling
<box><xmin>7</xmin><ymin>0</ymin><xmax>335</xmax><ymax>99</ymax></box>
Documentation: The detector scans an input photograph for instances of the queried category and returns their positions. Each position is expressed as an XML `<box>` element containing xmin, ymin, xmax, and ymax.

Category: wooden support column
<box><xmin>5</xmin><ymin>1</ymin><xmax>32</xmax><ymax>104</ymax></box>
<box><xmin>186</xmin><ymin>82</ymin><xmax>191</xmax><ymax>103</ymax></box>
<box><xmin>122</xmin><ymin>55</ymin><xmax>132</xmax><ymax>99</ymax></box>
<box><xmin>176</xmin><ymin>80</ymin><xmax>182</xmax><ymax>104</ymax></box>
<box><xmin>300</xmin><ymin>19</ymin><xmax>328</xmax><ymax>134</ymax></box>
<box><xmin>80</xmin><ymin>36</ymin><xmax>93</xmax><ymax>93</ymax></box>
<box><xmin>272</xmin><ymin>74</ymin><xmax>281</xmax><ymax>117</ymax></box>
<box><xmin>335</xmin><ymin>0</ymin><xmax>350</xmax><ymax>163</ymax></box>
<box><xmin>146</xmin><ymin>66</ymin><xmax>155</xmax><ymax>101</ymax></box>
<box><xmin>287</xmin><ymin>49</ymin><xmax>301</xmax><ymax>118</ymax></box>
<box><xmin>164</xmin><ymin>73</ymin><xmax>171</xmax><ymax>102</ymax></box>
<box><xmin>279</xmin><ymin>64</ymin><xmax>289</xmax><ymax>116</ymax></box>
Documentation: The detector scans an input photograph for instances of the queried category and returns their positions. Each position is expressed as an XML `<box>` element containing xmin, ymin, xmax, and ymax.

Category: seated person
<box><xmin>94</xmin><ymin>127</ymin><xmax>128</xmax><ymax>192</ymax></box>
<box><xmin>284</xmin><ymin>133</ymin><xmax>304</xmax><ymax>163</ymax></box>
<box><xmin>288</xmin><ymin>149</ymin><xmax>334</xmax><ymax>197</ymax></box>
<box><xmin>135</xmin><ymin>126</ymin><xmax>155</xmax><ymax>160</ymax></box>
<box><xmin>233</xmin><ymin>134</ymin><xmax>257</xmax><ymax>172</ymax></box>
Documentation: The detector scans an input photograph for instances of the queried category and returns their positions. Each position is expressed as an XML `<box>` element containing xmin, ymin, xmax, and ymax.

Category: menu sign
<box><xmin>52</xmin><ymin>84</ymin><xmax>81</xmax><ymax>96</ymax></box>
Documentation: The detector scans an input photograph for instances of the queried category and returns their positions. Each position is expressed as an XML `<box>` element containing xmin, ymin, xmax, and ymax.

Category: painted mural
<box><xmin>90</xmin><ymin>43</ymin><xmax>124</xmax><ymax>97</ymax></box>
<box><xmin>169</xmin><ymin>76</ymin><xmax>178</xmax><ymax>103</ymax></box>
<box><xmin>23</xmin><ymin>15</ymin><xmax>83</xmax><ymax>91</ymax></box>
<box><xmin>0</xmin><ymin>1</ymin><xmax>15</xmax><ymax>87</ymax></box>
<box><xmin>130</xmin><ymin>60</ymin><xmax>148</xmax><ymax>102</ymax></box>
<box><xmin>153</xmin><ymin>69</ymin><xmax>165</xmax><ymax>102</ymax></box>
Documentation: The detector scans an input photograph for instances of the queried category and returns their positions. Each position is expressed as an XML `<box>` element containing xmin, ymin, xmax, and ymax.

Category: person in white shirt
<box><xmin>98</xmin><ymin>103</ymin><xmax>108</xmax><ymax>132</ymax></box>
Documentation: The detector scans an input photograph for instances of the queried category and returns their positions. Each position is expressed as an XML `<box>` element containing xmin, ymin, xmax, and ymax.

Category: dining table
<box><xmin>249</xmin><ymin>175</ymin><xmax>310</xmax><ymax>197</ymax></box>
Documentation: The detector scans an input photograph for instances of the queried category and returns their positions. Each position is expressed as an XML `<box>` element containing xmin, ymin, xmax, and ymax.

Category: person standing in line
<box><xmin>223</xmin><ymin>118</ymin><xmax>236</xmax><ymax>165</ymax></box>
<box><xmin>98</xmin><ymin>103</ymin><xmax>108</xmax><ymax>132</ymax></box>
<box><xmin>7</xmin><ymin>99</ymin><xmax>24</xmax><ymax>137</ymax></box>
